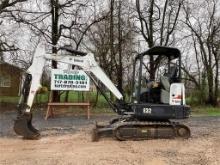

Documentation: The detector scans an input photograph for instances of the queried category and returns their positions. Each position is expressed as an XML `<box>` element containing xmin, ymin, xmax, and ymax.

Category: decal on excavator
<box><xmin>74</xmin><ymin>59</ymin><xmax>84</xmax><ymax>63</ymax></box>
<box><xmin>143</xmin><ymin>108</ymin><xmax>152</xmax><ymax>114</ymax></box>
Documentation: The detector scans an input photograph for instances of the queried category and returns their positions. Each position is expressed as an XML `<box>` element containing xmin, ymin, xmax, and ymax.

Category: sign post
<box><xmin>46</xmin><ymin>69</ymin><xmax>91</xmax><ymax>120</ymax></box>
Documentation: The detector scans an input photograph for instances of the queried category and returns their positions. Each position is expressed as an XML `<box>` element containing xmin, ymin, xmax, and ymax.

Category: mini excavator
<box><xmin>14</xmin><ymin>44</ymin><xmax>190</xmax><ymax>140</ymax></box>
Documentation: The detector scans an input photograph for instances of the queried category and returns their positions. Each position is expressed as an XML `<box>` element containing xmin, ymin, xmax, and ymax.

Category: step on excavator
<box><xmin>14</xmin><ymin>44</ymin><xmax>191</xmax><ymax>140</ymax></box>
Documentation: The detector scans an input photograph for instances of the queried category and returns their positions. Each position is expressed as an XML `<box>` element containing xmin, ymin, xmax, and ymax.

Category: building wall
<box><xmin>0</xmin><ymin>63</ymin><xmax>22</xmax><ymax>96</ymax></box>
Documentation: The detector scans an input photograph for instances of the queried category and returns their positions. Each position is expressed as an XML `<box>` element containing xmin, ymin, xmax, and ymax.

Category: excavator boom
<box><xmin>14</xmin><ymin>44</ymin><xmax>123</xmax><ymax>139</ymax></box>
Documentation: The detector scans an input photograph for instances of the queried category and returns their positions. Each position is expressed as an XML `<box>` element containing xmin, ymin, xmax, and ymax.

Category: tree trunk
<box><xmin>51</xmin><ymin>0</ymin><xmax>60</xmax><ymax>102</ymax></box>
<box><xmin>214</xmin><ymin>59</ymin><xmax>219</xmax><ymax>106</ymax></box>
<box><xmin>64</xmin><ymin>91</ymin><xmax>69</xmax><ymax>102</ymax></box>
<box><xmin>117</xmin><ymin>0</ymin><xmax>123</xmax><ymax>96</ymax></box>
<box><xmin>206</xmin><ymin>66</ymin><xmax>215</xmax><ymax>105</ymax></box>
<box><xmin>93</xmin><ymin>90</ymin><xmax>99</xmax><ymax>107</ymax></box>
<box><xmin>149</xmin><ymin>56</ymin><xmax>157</xmax><ymax>80</ymax></box>
<box><xmin>109</xmin><ymin>0</ymin><xmax>115</xmax><ymax>101</ymax></box>
<box><xmin>0</xmin><ymin>51</ymin><xmax>3</xmax><ymax>61</ymax></box>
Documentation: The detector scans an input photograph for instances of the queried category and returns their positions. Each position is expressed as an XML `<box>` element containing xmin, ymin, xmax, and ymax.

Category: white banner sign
<box><xmin>51</xmin><ymin>69</ymin><xmax>90</xmax><ymax>91</ymax></box>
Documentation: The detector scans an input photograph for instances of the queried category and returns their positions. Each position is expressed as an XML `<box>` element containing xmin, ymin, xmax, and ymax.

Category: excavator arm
<box><xmin>14</xmin><ymin>44</ymin><xmax>124</xmax><ymax>139</ymax></box>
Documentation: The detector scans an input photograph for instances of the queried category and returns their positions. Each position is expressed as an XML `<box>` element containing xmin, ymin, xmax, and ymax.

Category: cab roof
<box><xmin>136</xmin><ymin>46</ymin><xmax>181</xmax><ymax>60</ymax></box>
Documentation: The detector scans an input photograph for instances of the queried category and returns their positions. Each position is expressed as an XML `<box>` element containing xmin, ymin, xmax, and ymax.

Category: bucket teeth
<box><xmin>28</xmin><ymin>114</ymin><xmax>40</xmax><ymax>134</ymax></box>
<box><xmin>14</xmin><ymin>113</ymin><xmax>40</xmax><ymax>140</ymax></box>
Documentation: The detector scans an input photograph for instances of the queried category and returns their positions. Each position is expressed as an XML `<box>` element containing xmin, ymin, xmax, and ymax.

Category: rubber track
<box><xmin>113</xmin><ymin>121</ymin><xmax>191</xmax><ymax>141</ymax></box>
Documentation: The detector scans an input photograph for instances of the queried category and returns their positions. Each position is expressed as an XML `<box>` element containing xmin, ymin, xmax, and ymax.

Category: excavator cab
<box><xmin>129</xmin><ymin>46</ymin><xmax>190</xmax><ymax>120</ymax></box>
<box><xmin>132</xmin><ymin>46</ymin><xmax>181</xmax><ymax>104</ymax></box>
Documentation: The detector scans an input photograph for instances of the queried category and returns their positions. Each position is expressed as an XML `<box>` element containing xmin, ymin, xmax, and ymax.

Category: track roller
<box><xmin>175</xmin><ymin>124</ymin><xmax>191</xmax><ymax>139</ymax></box>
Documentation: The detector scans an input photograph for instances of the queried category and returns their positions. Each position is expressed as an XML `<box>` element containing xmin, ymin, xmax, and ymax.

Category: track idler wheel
<box><xmin>14</xmin><ymin>113</ymin><xmax>40</xmax><ymax>140</ymax></box>
<box><xmin>176</xmin><ymin>125</ymin><xmax>191</xmax><ymax>139</ymax></box>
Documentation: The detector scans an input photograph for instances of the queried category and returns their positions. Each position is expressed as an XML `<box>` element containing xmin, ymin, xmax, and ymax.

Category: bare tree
<box><xmin>135</xmin><ymin>0</ymin><xmax>183</xmax><ymax>79</ymax></box>
<box><xmin>0</xmin><ymin>0</ymin><xmax>27</xmax><ymax>13</ymax></box>
<box><xmin>183</xmin><ymin>0</ymin><xmax>220</xmax><ymax>105</ymax></box>
<box><xmin>0</xmin><ymin>0</ymin><xmax>27</xmax><ymax>61</ymax></box>
<box><xmin>6</xmin><ymin>0</ymin><xmax>107</xmax><ymax>101</ymax></box>
<box><xmin>85</xmin><ymin>0</ymin><xmax>135</xmax><ymax>99</ymax></box>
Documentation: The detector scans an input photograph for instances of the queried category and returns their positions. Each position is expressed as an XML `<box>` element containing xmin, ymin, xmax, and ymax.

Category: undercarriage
<box><xmin>92</xmin><ymin>116</ymin><xmax>190</xmax><ymax>141</ymax></box>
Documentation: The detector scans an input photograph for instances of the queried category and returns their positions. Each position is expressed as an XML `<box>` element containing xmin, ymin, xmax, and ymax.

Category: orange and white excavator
<box><xmin>14</xmin><ymin>44</ymin><xmax>191</xmax><ymax>141</ymax></box>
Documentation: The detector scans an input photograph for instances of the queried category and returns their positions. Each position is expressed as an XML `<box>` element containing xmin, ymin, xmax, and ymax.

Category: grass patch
<box><xmin>0</xmin><ymin>96</ymin><xmax>20</xmax><ymax>103</ymax></box>
<box><xmin>191</xmin><ymin>106</ymin><xmax>220</xmax><ymax>116</ymax></box>
<box><xmin>47</xmin><ymin>107</ymin><xmax>114</xmax><ymax>116</ymax></box>
<box><xmin>0</xmin><ymin>91</ymin><xmax>110</xmax><ymax>108</ymax></box>
<box><xmin>1</xmin><ymin>93</ymin><xmax>219</xmax><ymax>117</ymax></box>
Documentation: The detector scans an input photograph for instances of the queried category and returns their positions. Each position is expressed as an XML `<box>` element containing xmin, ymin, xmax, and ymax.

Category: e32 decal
<box><xmin>143</xmin><ymin>108</ymin><xmax>152</xmax><ymax>114</ymax></box>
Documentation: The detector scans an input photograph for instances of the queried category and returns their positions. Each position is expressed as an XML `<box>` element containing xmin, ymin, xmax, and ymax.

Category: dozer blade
<box><xmin>14</xmin><ymin>113</ymin><xmax>40</xmax><ymax>140</ymax></box>
<box><xmin>91</xmin><ymin>122</ymin><xmax>114</xmax><ymax>142</ymax></box>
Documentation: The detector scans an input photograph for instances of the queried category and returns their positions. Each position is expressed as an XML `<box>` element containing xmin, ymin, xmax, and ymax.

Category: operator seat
<box><xmin>160</xmin><ymin>66</ymin><xmax>178</xmax><ymax>104</ymax></box>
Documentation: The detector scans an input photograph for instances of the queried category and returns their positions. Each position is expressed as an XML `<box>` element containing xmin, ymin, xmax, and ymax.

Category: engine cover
<box><xmin>131</xmin><ymin>103</ymin><xmax>190</xmax><ymax>120</ymax></box>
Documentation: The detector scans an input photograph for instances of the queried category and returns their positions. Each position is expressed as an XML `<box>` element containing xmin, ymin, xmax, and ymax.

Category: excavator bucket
<box><xmin>14</xmin><ymin>113</ymin><xmax>40</xmax><ymax>139</ymax></box>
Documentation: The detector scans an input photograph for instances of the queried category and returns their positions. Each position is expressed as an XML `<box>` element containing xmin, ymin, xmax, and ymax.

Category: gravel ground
<box><xmin>0</xmin><ymin>108</ymin><xmax>220</xmax><ymax>165</ymax></box>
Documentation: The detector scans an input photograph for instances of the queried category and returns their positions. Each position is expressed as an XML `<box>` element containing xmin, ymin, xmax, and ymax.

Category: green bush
<box><xmin>191</xmin><ymin>106</ymin><xmax>220</xmax><ymax>116</ymax></box>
